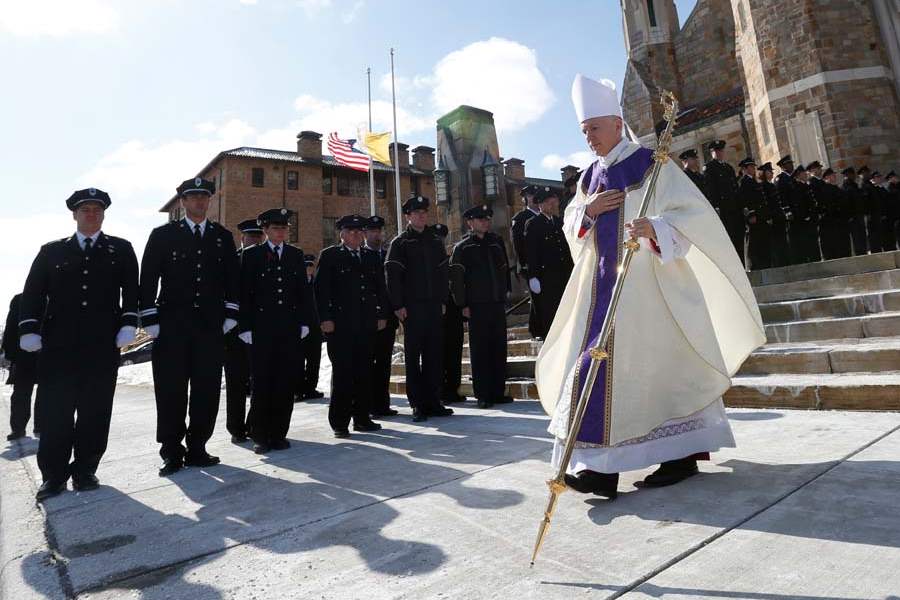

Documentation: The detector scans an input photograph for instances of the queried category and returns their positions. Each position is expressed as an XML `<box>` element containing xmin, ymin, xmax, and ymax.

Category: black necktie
<box><xmin>351</xmin><ymin>250</ymin><xmax>360</xmax><ymax>263</ymax></box>
<box><xmin>84</xmin><ymin>237</ymin><xmax>93</xmax><ymax>253</ymax></box>
<box><xmin>275</xmin><ymin>246</ymin><xmax>281</xmax><ymax>262</ymax></box>
<box><xmin>193</xmin><ymin>224</ymin><xmax>202</xmax><ymax>241</ymax></box>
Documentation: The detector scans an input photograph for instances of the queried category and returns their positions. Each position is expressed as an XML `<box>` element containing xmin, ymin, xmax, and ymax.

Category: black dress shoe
<box><xmin>185</xmin><ymin>453</ymin><xmax>221</xmax><ymax>468</ymax></box>
<box><xmin>36</xmin><ymin>479</ymin><xmax>67</xmax><ymax>501</ymax></box>
<box><xmin>253</xmin><ymin>443</ymin><xmax>271</xmax><ymax>454</ymax></box>
<box><xmin>333</xmin><ymin>429</ymin><xmax>351</xmax><ymax>439</ymax></box>
<box><xmin>271</xmin><ymin>439</ymin><xmax>291</xmax><ymax>450</ymax></box>
<box><xmin>231</xmin><ymin>434</ymin><xmax>249</xmax><ymax>444</ymax></box>
<box><xmin>442</xmin><ymin>394</ymin><xmax>466</xmax><ymax>404</ymax></box>
<box><xmin>158</xmin><ymin>458</ymin><xmax>184</xmax><ymax>477</ymax></box>
<box><xmin>564</xmin><ymin>470</ymin><xmax>619</xmax><ymax>499</ymax></box>
<box><xmin>72</xmin><ymin>473</ymin><xmax>100</xmax><ymax>492</ymax></box>
<box><xmin>634</xmin><ymin>459</ymin><xmax>699</xmax><ymax>488</ymax></box>
<box><xmin>371</xmin><ymin>408</ymin><xmax>399</xmax><ymax>417</ymax></box>
<box><xmin>411</xmin><ymin>409</ymin><xmax>427</xmax><ymax>422</ymax></box>
<box><xmin>353</xmin><ymin>421</ymin><xmax>382</xmax><ymax>432</ymax></box>
<box><xmin>494</xmin><ymin>396</ymin><xmax>514</xmax><ymax>404</ymax></box>
<box><xmin>305</xmin><ymin>390</ymin><xmax>325</xmax><ymax>399</ymax></box>
<box><xmin>476</xmin><ymin>399</ymin><xmax>493</xmax><ymax>409</ymax></box>
<box><xmin>429</xmin><ymin>406</ymin><xmax>454</xmax><ymax>417</ymax></box>
<box><xmin>6</xmin><ymin>430</ymin><xmax>25</xmax><ymax>441</ymax></box>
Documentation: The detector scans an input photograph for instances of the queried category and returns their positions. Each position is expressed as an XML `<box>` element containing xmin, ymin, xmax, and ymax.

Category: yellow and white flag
<box><xmin>357</xmin><ymin>127</ymin><xmax>392</xmax><ymax>165</ymax></box>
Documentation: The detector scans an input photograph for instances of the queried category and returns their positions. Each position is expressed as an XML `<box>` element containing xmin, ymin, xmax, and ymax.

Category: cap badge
<box><xmin>88</xmin><ymin>188</ymin><xmax>97</xmax><ymax>196</ymax></box>
<box><xmin>281</xmin><ymin>208</ymin><xmax>287</xmax><ymax>215</ymax></box>
<box><xmin>195</xmin><ymin>177</ymin><xmax>202</xmax><ymax>187</ymax></box>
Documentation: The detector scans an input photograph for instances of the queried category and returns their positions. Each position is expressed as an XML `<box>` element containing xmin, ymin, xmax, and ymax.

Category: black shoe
<box><xmin>185</xmin><ymin>453</ymin><xmax>220</xmax><ymax>468</ymax></box>
<box><xmin>494</xmin><ymin>396</ymin><xmax>514</xmax><ymax>404</ymax></box>
<box><xmin>72</xmin><ymin>473</ymin><xmax>100</xmax><ymax>492</ymax></box>
<box><xmin>271</xmin><ymin>439</ymin><xmax>291</xmax><ymax>450</ymax></box>
<box><xmin>253</xmin><ymin>443</ymin><xmax>271</xmax><ymax>454</ymax></box>
<box><xmin>304</xmin><ymin>390</ymin><xmax>325</xmax><ymax>399</ymax></box>
<box><xmin>371</xmin><ymin>408</ymin><xmax>399</xmax><ymax>417</ymax></box>
<box><xmin>33</xmin><ymin>428</ymin><xmax>41</xmax><ymax>437</ymax></box>
<box><xmin>634</xmin><ymin>459</ymin><xmax>699</xmax><ymax>488</ymax></box>
<box><xmin>231</xmin><ymin>434</ymin><xmax>249</xmax><ymax>444</ymax></box>
<box><xmin>333</xmin><ymin>429</ymin><xmax>351</xmax><ymax>439</ymax></box>
<box><xmin>476</xmin><ymin>399</ymin><xmax>493</xmax><ymax>409</ymax></box>
<box><xmin>411</xmin><ymin>409</ymin><xmax>427</xmax><ymax>422</ymax></box>
<box><xmin>353</xmin><ymin>421</ymin><xmax>382</xmax><ymax>432</ymax></box>
<box><xmin>6</xmin><ymin>430</ymin><xmax>25</xmax><ymax>441</ymax></box>
<box><xmin>564</xmin><ymin>470</ymin><xmax>619</xmax><ymax>499</ymax></box>
<box><xmin>429</xmin><ymin>406</ymin><xmax>454</xmax><ymax>417</ymax></box>
<box><xmin>158</xmin><ymin>458</ymin><xmax>184</xmax><ymax>477</ymax></box>
<box><xmin>36</xmin><ymin>479</ymin><xmax>67</xmax><ymax>502</ymax></box>
<box><xmin>442</xmin><ymin>394</ymin><xmax>466</xmax><ymax>404</ymax></box>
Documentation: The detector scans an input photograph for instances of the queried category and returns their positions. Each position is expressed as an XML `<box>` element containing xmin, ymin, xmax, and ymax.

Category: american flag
<box><xmin>326</xmin><ymin>132</ymin><xmax>371</xmax><ymax>172</ymax></box>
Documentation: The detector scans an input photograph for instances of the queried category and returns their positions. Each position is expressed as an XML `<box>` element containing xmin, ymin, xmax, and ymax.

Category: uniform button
<box><xmin>82</xmin><ymin>284</ymin><xmax>88</xmax><ymax>290</ymax></box>
<box><xmin>197</xmin><ymin>250</ymin><xmax>202</xmax><ymax>254</ymax></box>
<box><xmin>277</xmin><ymin>277</ymin><xmax>282</xmax><ymax>282</ymax></box>
<box><xmin>85</xmin><ymin>257</ymin><xmax>90</xmax><ymax>261</ymax></box>
<box><xmin>277</xmin><ymin>266</ymin><xmax>282</xmax><ymax>271</ymax></box>
<box><xmin>278</xmin><ymin>300</ymin><xmax>283</xmax><ymax>305</ymax></box>
<box><xmin>81</xmin><ymin>301</ymin><xmax>87</xmax><ymax>306</ymax></box>
<box><xmin>196</xmin><ymin>277</ymin><xmax>201</xmax><ymax>282</ymax></box>
<box><xmin>197</xmin><ymin>263</ymin><xmax>202</xmax><ymax>268</ymax></box>
<box><xmin>278</xmin><ymin>288</ymin><xmax>282</xmax><ymax>293</ymax></box>
<box><xmin>195</xmin><ymin>292</ymin><xmax>200</xmax><ymax>296</ymax></box>
<box><xmin>83</xmin><ymin>269</ymin><xmax>89</xmax><ymax>274</ymax></box>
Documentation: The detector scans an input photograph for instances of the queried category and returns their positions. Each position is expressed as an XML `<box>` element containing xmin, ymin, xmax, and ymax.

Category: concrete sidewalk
<box><xmin>1</xmin><ymin>381</ymin><xmax>898</xmax><ymax>599</ymax></box>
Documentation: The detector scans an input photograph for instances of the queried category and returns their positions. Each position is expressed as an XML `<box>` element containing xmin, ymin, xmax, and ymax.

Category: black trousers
<box><xmin>768</xmin><ymin>226</ymin><xmax>790</xmax><ymax>268</ymax></box>
<box><xmin>441</xmin><ymin>304</ymin><xmax>464</xmax><ymax>401</ymax></box>
<box><xmin>402</xmin><ymin>302</ymin><xmax>444</xmax><ymax>412</ymax></box>
<box><xmin>721</xmin><ymin>212</ymin><xmax>746</xmax><ymax>266</ymax></box>
<box><xmin>371</xmin><ymin>325</ymin><xmax>397</xmax><ymax>413</ymax></box>
<box><xmin>249</xmin><ymin>329</ymin><xmax>300</xmax><ymax>444</ymax></box>
<box><xmin>881</xmin><ymin>218</ymin><xmax>897</xmax><ymax>252</ymax></box>
<box><xmin>469</xmin><ymin>302</ymin><xmax>507</xmax><ymax>402</ymax></box>
<box><xmin>327</xmin><ymin>329</ymin><xmax>374</xmax><ymax>430</ymax></box>
<box><xmin>850</xmin><ymin>218</ymin><xmax>868</xmax><ymax>255</ymax></box>
<box><xmin>866</xmin><ymin>215</ymin><xmax>882</xmax><ymax>253</ymax></box>
<box><xmin>534</xmin><ymin>273</ymin><xmax>567</xmax><ymax>340</ymax></box>
<box><xmin>299</xmin><ymin>331</ymin><xmax>322</xmax><ymax>394</ymax></box>
<box><xmin>791</xmin><ymin>222</ymin><xmax>821</xmax><ymax>264</ymax></box>
<box><xmin>36</xmin><ymin>345</ymin><xmax>118</xmax><ymax>482</ymax></box>
<box><xmin>820</xmin><ymin>223</ymin><xmax>852</xmax><ymax>260</ymax></box>
<box><xmin>747</xmin><ymin>224</ymin><xmax>771</xmax><ymax>270</ymax></box>
<box><xmin>8</xmin><ymin>359</ymin><xmax>38</xmax><ymax>434</ymax></box>
<box><xmin>152</xmin><ymin>315</ymin><xmax>224</xmax><ymax>461</ymax></box>
<box><xmin>223</xmin><ymin>331</ymin><xmax>250</xmax><ymax>438</ymax></box>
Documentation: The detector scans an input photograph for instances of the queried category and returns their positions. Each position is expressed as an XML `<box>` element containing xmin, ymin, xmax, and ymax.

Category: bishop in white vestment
<box><xmin>536</xmin><ymin>75</ymin><xmax>766</xmax><ymax>498</ymax></box>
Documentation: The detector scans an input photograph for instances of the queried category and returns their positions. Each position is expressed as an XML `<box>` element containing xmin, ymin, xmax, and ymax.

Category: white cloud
<box><xmin>341</xmin><ymin>0</ymin><xmax>364</xmax><ymax>23</ymax></box>
<box><xmin>297</xmin><ymin>0</ymin><xmax>332</xmax><ymax>17</ymax></box>
<box><xmin>0</xmin><ymin>0</ymin><xmax>118</xmax><ymax>37</ymax></box>
<box><xmin>429</xmin><ymin>37</ymin><xmax>554</xmax><ymax>133</ymax></box>
<box><xmin>239</xmin><ymin>0</ymin><xmax>259</xmax><ymax>4</ymax></box>
<box><xmin>541</xmin><ymin>151</ymin><xmax>595</xmax><ymax>171</ymax></box>
<box><xmin>288</xmin><ymin>93</ymin><xmax>433</xmax><ymax>140</ymax></box>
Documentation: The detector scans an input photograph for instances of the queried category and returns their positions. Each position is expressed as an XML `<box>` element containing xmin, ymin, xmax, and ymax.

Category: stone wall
<box><xmin>675</xmin><ymin>0</ymin><xmax>740</xmax><ymax>107</ymax></box>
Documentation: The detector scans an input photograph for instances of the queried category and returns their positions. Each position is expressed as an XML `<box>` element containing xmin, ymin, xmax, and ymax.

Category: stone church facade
<box><xmin>621</xmin><ymin>0</ymin><xmax>900</xmax><ymax>172</ymax></box>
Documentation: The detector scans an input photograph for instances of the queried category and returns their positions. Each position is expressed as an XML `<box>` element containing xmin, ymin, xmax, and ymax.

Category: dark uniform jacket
<box><xmin>449</xmin><ymin>232</ymin><xmax>511</xmax><ymax>307</ymax></box>
<box><xmin>510</xmin><ymin>208</ymin><xmax>539</xmax><ymax>275</ymax></box>
<box><xmin>315</xmin><ymin>245</ymin><xmax>389</xmax><ymax>333</ymax></box>
<box><xmin>365</xmin><ymin>242</ymin><xmax>398</xmax><ymax>329</ymax></box>
<box><xmin>238</xmin><ymin>243</ymin><xmax>315</xmax><ymax>336</ymax></box>
<box><xmin>738</xmin><ymin>175</ymin><xmax>769</xmax><ymax>225</ymax></box>
<box><xmin>817</xmin><ymin>181</ymin><xmax>848</xmax><ymax>226</ymax></box>
<box><xmin>842</xmin><ymin>180</ymin><xmax>866</xmax><ymax>224</ymax></box>
<box><xmin>139</xmin><ymin>219</ymin><xmax>240</xmax><ymax>328</ymax></box>
<box><xmin>790</xmin><ymin>181</ymin><xmax>818</xmax><ymax>224</ymax></box>
<box><xmin>862</xmin><ymin>181</ymin><xmax>885</xmax><ymax>223</ymax></box>
<box><xmin>775</xmin><ymin>172</ymin><xmax>795</xmax><ymax>219</ymax></box>
<box><xmin>703</xmin><ymin>160</ymin><xmax>739</xmax><ymax>216</ymax></box>
<box><xmin>523</xmin><ymin>213</ymin><xmax>574</xmax><ymax>283</ymax></box>
<box><xmin>760</xmin><ymin>179</ymin><xmax>787</xmax><ymax>228</ymax></box>
<box><xmin>20</xmin><ymin>233</ymin><xmax>139</xmax><ymax>350</ymax></box>
<box><xmin>684</xmin><ymin>169</ymin><xmax>706</xmax><ymax>195</ymax></box>
<box><xmin>385</xmin><ymin>225</ymin><xmax>449</xmax><ymax>309</ymax></box>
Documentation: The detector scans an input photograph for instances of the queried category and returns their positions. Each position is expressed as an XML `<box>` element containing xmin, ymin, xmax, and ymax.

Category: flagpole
<box><xmin>390</xmin><ymin>48</ymin><xmax>403</xmax><ymax>235</ymax></box>
<box><xmin>367</xmin><ymin>67</ymin><xmax>376</xmax><ymax>217</ymax></box>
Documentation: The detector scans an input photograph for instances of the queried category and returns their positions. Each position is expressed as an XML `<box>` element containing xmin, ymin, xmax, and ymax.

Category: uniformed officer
<box><xmin>789</xmin><ymin>165</ymin><xmax>821</xmax><ymax>263</ymax></box>
<box><xmin>510</xmin><ymin>185</ymin><xmax>541</xmax><ymax>338</ymax></box>
<box><xmin>238</xmin><ymin>208</ymin><xmax>314</xmax><ymax>453</ymax></box>
<box><xmin>888</xmin><ymin>171</ymin><xmax>900</xmax><ymax>247</ymax></box>
<box><xmin>3</xmin><ymin>293</ymin><xmax>40</xmax><ymax>440</ymax></box>
<box><xmin>560</xmin><ymin>171</ymin><xmax>581</xmax><ymax>215</ymax></box>
<box><xmin>870</xmin><ymin>171</ymin><xmax>896</xmax><ymax>251</ymax></box>
<box><xmin>20</xmin><ymin>188</ymin><xmax>139</xmax><ymax>501</ymax></box>
<box><xmin>385</xmin><ymin>195</ymin><xmax>454</xmax><ymax>422</ymax></box>
<box><xmin>140</xmin><ymin>177</ymin><xmax>239</xmax><ymax>476</ymax></box>
<box><xmin>859</xmin><ymin>166</ymin><xmax>882</xmax><ymax>253</ymax></box>
<box><xmin>758</xmin><ymin>162</ymin><xmax>790</xmax><ymax>267</ymax></box>
<box><xmin>806</xmin><ymin>161</ymin><xmax>828</xmax><ymax>260</ymax></box>
<box><xmin>297</xmin><ymin>253</ymin><xmax>325</xmax><ymax>401</ymax></box>
<box><xmin>432</xmin><ymin>222</ymin><xmax>466</xmax><ymax>405</ymax></box>
<box><xmin>819</xmin><ymin>168</ymin><xmax>852</xmax><ymax>259</ymax></box>
<box><xmin>449</xmin><ymin>205</ymin><xmax>512</xmax><ymax>408</ymax></box>
<box><xmin>363</xmin><ymin>215</ymin><xmax>399</xmax><ymax>417</ymax></box>
<box><xmin>524</xmin><ymin>186</ymin><xmax>574</xmax><ymax>340</ymax></box>
<box><xmin>841</xmin><ymin>167</ymin><xmax>868</xmax><ymax>255</ymax></box>
<box><xmin>316</xmin><ymin>214</ymin><xmax>388</xmax><ymax>437</ymax></box>
<box><xmin>680</xmin><ymin>149</ymin><xmax>706</xmax><ymax>194</ymax></box>
<box><xmin>737</xmin><ymin>158</ymin><xmax>769</xmax><ymax>270</ymax></box>
<box><xmin>224</xmin><ymin>219</ymin><xmax>265</xmax><ymax>444</ymax></box>
<box><xmin>703</xmin><ymin>140</ymin><xmax>744</xmax><ymax>264</ymax></box>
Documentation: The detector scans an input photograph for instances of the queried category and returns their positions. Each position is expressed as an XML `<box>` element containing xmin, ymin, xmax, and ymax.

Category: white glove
<box><xmin>222</xmin><ymin>318</ymin><xmax>237</xmax><ymax>334</ymax></box>
<box><xmin>115</xmin><ymin>326</ymin><xmax>137</xmax><ymax>348</ymax></box>
<box><xmin>239</xmin><ymin>331</ymin><xmax>253</xmax><ymax>345</ymax></box>
<box><xmin>19</xmin><ymin>334</ymin><xmax>42</xmax><ymax>353</ymax></box>
<box><xmin>144</xmin><ymin>324</ymin><xmax>160</xmax><ymax>339</ymax></box>
<box><xmin>300</xmin><ymin>326</ymin><xmax>310</xmax><ymax>339</ymax></box>
<box><xmin>528</xmin><ymin>277</ymin><xmax>541</xmax><ymax>294</ymax></box>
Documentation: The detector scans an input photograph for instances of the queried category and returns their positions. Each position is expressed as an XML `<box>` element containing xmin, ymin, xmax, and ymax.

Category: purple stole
<box><xmin>570</xmin><ymin>147</ymin><xmax>654</xmax><ymax>445</ymax></box>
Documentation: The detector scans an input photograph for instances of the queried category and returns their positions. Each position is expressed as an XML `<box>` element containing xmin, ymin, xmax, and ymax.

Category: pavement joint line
<box><xmin>595</xmin><ymin>420</ymin><xmax>900</xmax><ymax>600</ymax></box>
<box><xmin>72</xmin><ymin>444</ymin><xmax>549</xmax><ymax>596</ymax></box>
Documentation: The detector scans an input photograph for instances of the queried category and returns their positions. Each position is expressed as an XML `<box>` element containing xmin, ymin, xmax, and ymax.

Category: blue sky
<box><xmin>0</xmin><ymin>0</ymin><xmax>696</xmax><ymax>313</ymax></box>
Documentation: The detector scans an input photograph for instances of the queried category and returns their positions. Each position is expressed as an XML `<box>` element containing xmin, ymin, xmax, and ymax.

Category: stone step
<box><xmin>748</xmin><ymin>250</ymin><xmax>900</xmax><ymax>286</ymax></box>
<box><xmin>753</xmin><ymin>268</ymin><xmax>900</xmax><ymax>304</ymax></box>
<box><xmin>765</xmin><ymin>311</ymin><xmax>900</xmax><ymax>343</ymax></box>
<box><xmin>759</xmin><ymin>289</ymin><xmax>900</xmax><ymax>323</ymax></box>
<box><xmin>461</xmin><ymin>338</ymin><xmax>542</xmax><ymax>359</ymax></box>
<box><xmin>389</xmin><ymin>372</ymin><xmax>900</xmax><ymax>411</ymax></box>
<box><xmin>462</xmin><ymin>326</ymin><xmax>531</xmax><ymax>344</ymax></box>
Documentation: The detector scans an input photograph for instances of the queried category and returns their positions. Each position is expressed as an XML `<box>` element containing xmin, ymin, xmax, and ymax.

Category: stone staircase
<box><xmin>390</xmin><ymin>251</ymin><xmax>900</xmax><ymax>411</ymax></box>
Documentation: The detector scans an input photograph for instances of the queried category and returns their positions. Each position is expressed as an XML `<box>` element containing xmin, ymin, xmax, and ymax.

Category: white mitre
<box><xmin>571</xmin><ymin>74</ymin><xmax>621</xmax><ymax>123</ymax></box>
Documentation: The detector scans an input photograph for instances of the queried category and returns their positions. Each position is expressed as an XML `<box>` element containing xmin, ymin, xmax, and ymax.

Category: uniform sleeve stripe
<box><xmin>122</xmin><ymin>312</ymin><xmax>139</xmax><ymax>317</ymax></box>
<box><xmin>139</xmin><ymin>308</ymin><xmax>158</xmax><ymax>316</ymax></box>
<box><xmin>385</xmin><ymin>260</ymin><xmax>406</xmax><ymax>270</ymax></box>
<box><xmin>18</xmin><ymin>319</ymin><xmax>38</xmax><ymax>326</ymax></box>
<box><xmin>225</xmin><ymin>302</ymin><xmax>240</xmax><ymax>310</ymax></box>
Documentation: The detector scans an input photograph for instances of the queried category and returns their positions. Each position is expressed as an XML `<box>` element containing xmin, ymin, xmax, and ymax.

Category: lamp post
<box><xmin>434</xmin><ymin>155</ymin><xmax>451</xmax><ymax>204</ymax></box>
<box><xmin>481</xmin><ymin>148</ymin><xmax>501</xmax><ymax>198</ymax></box>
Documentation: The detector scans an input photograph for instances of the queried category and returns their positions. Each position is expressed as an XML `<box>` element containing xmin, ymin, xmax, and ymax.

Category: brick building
<box><xmin>621</xmin><ymin>0</ymin><xmax>900</xmax><ymax>173</ymax></box>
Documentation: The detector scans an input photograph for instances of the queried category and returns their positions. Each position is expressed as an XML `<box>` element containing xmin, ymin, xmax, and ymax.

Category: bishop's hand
<box><xmin>625</xmin><ymin>217</ymin><xmax>657</xmax><ymax>242</ymax></box>
<box><xmin>585</xmin><ymin>189</ymin><xmax>625</xmax><ymax>218</ymax></box>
